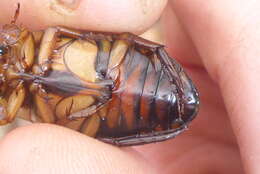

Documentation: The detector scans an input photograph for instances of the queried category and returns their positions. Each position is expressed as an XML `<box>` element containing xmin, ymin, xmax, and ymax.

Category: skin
<box><xmin>0</xmin><ymin>0</ymin><xmax>259</xmax><ymax>173</ymax></box>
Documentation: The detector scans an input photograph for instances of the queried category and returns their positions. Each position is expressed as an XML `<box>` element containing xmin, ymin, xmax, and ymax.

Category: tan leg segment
<box><xmin>0</xmin><ymin>82</ymin><xmax>25</xmax><ymax>125</ymax></box>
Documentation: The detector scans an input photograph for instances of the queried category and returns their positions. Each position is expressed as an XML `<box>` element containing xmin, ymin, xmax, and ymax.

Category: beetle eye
<box><xmin>0</xmin><ymin>46</ymin><xmax>8</xmax><ymax>56</ymax></box>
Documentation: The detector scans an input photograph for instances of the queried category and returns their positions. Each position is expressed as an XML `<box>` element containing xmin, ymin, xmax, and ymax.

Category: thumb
<box><xmin>0</xmin><ymin>124</ymin><xmax>154</xmax><ymax>174</ymax></box>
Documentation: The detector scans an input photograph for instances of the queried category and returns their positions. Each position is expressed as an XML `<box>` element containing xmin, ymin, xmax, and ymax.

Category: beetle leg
<box><xmin>37</xmin><ymin>85</ymin><xmax>53</xmax><ymax>102</ymax></box>
<box><xmin>156</xmin><ymin>48</ymin><xmax>185</xmax><ymax>122</ymax></box>
<box><xmin>37</xmin><ymin>27</ymin><xmax>80</xmax><ymax>69</ymax></box>
<box><xmin>45</xmin><ymin>26</ymin><xmax>113</xmax><ymax>41</ymax></box>
<box><xmin>29</xmin><ymin>83</ymin><xmax>52</xmax><ymax>102</ymax></box>
<box><xmin>67</xmin><ymin>101</ymin><xmax>108</xmax><ymax>120</ymax></box>
<box><xmin>11</xmin><ymin>3</ymin><xmax>20</xmax><ymax>24</ymax></box>
<box><xmin>100</xmin><ymin>126</ymin><xmax>187</xmax><ymax>146</ymax></box>
<box><xmin>20</xmin><ymin>32</ymin><xmax>35</xmax><ymax>69</ymax></box>
<box><xmin>112</xmin><ymin>32</ymin><xmax>164</xmax><ymax>49</ymax></box>
<box><xmin>51</xmin><ymin>26</ymin><xmax>84</xmax><ymax>38</ymax></box>
<box><xmin>42</xmin><ymin>26</ymin><xmax>114</xmax><ymax>44</ymax></box>
<box><xmin>55</xmin><ymin>94</ymin><xmax>109</xmax><ymax>121</ymax></box>
<box><xmin>79</xmin><ymin>79</ymin><xmax>114</xmax><ymax>91</ymax></box>
<box><xmin>0</xmin><ymin>81</ymin><xmax>25</xmax><ymax>125</ymax></box>
<box><xmin>39</xmin><ymin>60</ymin><xmax>52</xmax><ymax>75</ymax></box>
<box><xmin>65</xmin><ymin>89</ymin><xmax>111</xmax><ymax>120</ymax></box>
<box><xmin>0</xmin><ymin>98</ymin><xmax>8</xmax><ymax>125</ymax></box>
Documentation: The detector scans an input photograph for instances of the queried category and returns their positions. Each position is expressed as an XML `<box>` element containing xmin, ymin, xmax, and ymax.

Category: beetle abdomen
<box><xmin>97</xmin><ymin>47</ymin><xmax>178</xmax><ymax>137</ymax></box>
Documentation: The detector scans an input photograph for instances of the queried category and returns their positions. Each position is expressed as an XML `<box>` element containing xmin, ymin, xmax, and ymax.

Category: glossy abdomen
<box><xmin>97</xmin><ymin>48</ymin><xmax>177</xmax><ymax>136</ymax></box>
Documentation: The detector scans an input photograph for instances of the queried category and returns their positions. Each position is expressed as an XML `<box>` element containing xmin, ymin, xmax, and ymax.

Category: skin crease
<box><xmin>0</xmin><ymin>0</ymin><xmax>259</xmax><ymax>173</ymax></box>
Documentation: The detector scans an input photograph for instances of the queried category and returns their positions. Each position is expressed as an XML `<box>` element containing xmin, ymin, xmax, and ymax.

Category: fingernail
<box><xmin>58</xmin><ymin>0</ymin><xmax>77</xmax><ymax>6</ymax></box>
<box><xmin>50</xmin><ymin>0</ymin><xmax>81</xmax><ymax>15</ymax></box>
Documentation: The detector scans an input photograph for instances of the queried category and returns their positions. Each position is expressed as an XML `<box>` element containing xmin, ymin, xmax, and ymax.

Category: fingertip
<box><xmin>0</xmin><ymin>0</ymin><xmax>167</xmax><ymax>33</ymax></box>
<box><xmin>0</xmin><ymin>124</ymin><xmax>152</xmax><ymax>174</ymax></box>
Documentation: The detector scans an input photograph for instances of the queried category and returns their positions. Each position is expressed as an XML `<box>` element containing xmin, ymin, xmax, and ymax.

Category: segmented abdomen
<box><xmin>95</xmin><ymin>42</ymin><xmax>180</xmax><ymax>138</ymax></box>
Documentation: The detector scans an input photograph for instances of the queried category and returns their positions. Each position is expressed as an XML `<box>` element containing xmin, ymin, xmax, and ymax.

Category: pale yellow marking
<box><xmin>64</xmin><ymin>39</ymin><xmax>98</xmax><ymax>82</ymax></box>
<box><xmin>55</xmin><ymin>95</ymin><xmax>95</xmax><ymax>119</ymax></box>
<box><xmin>21</xmin><ymin>33</ymin><xmax>35</xmax><ymax>68</ymax></box>
<box><xmin>38</xmin><ymin>28</ymin><xmax>57</xmax><ymax>64</ymax></box>
<box><xmin>81</xmin><ymin>113</ymin><xmax>100</xmax><ymax>137</ymax></box>
<box><xmin>108</xmin><ymin>40</ymin><xmax>128</xmax><ymax>70</ymax></box>
<box><xmin>34</xmin><ymin>94</ymin><xmax>55</xmax><ymax>123</ymax></box>
<box><xmin>51</xmin><ymin>38</ymin><xmax>73</xmax><ymax>71</ymax></box>
<box><xmin>7</xmin><ymin>83</ymin><xmax>25</xmax><ymax>122</ymax></box>
<box><xmin>57</xmin><ymin>118</ymin><xmax>85</xmax><ymax>131</ymax></box>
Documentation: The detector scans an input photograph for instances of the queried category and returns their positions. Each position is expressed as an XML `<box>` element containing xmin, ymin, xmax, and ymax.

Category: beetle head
<box><xmin>0</xmin><ymin>24</ymin><xmax>21</xmax><ymax>46</ymax></box>
<box><xmin>0</xmin><ymin>24</ymin><xmax>21</xmax><ymax>60</ymax></box>
<box><xmin>0</xmin><ymin>3</ymin><xmax>21</xmax><ymax>57</ymax></box>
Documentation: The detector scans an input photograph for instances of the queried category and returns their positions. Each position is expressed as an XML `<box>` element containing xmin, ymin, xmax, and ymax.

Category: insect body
<box><xmin>0</xmin><ymin>5</ymin><xmax>199</xmax><ymax>146</ymax></box>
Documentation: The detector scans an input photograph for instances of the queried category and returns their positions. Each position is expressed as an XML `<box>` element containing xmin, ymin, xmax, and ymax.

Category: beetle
<box><xmin>0</xmin><ymin>4</ymin><xmax>199</xmax><ymax>146</ymax></box>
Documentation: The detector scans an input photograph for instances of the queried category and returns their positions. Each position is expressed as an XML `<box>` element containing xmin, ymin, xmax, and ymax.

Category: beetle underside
<box><xmin>0</xmin><ymin>5</ymin><xmax>199</xmax><ymax>146</ymax></box>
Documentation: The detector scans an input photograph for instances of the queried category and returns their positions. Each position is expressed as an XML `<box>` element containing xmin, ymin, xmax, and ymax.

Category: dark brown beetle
<box><xmin>0</xmin><ymin>4</ymin><xmax>199</xmax><ymax>146</ymax></box>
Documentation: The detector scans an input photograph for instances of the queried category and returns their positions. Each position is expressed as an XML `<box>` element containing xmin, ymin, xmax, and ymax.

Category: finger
<box><xmin>171</xmin><ymin>0</ymin><xmax>260</xmax><ymax>173</ymax></box>
<box><xmin>161</xmin><ymin>5</ymin><xmax>202</xmax><ymax>67</ymax></box>
<box><xmin>0</xmin><ymin>124</ymin><xmax>154</xmax><ymax>174</ymax></box>
<box><xmin>0</xmin><ymin>0</ymin><xmax>167</xmax><ymax>33</ymax></box>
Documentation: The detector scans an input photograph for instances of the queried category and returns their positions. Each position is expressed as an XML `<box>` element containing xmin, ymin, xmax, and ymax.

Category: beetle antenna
<box><xmin>11</xmin><ymin>3</ymin><xmax>20</xmax><ymax>24</ymax></box>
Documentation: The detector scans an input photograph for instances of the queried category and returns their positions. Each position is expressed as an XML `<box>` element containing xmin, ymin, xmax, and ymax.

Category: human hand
<box><xmin>0</xmin><ymin>0</ymin><xmax>258</xmax><ymax>173</ymax></box>
<box><xmin>145</xmin><ymin>1</ymin><xmax>258</xmax><ymax>173</ymax></box>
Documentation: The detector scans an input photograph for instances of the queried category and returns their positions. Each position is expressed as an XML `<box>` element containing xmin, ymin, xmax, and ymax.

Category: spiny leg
<box><xmin>11</xmin><ymin>3</ymin><xmax>20</xmax><ymax>24</ymax></box>
<box><xmin>112</xmin><ymin>32</ymin><xmax>164</xmax><ymax>50</ymax></box>
<box><xmin>66</xmin><ymin>85</ymin><xmax>112</xmax><ymax>120</ymax></box>
<box><xmin>0</xmin><ymin>81</ymin><xmax>25</xmax><ymax>125</ymax></box>
<box><xmin>55</xmin><ymin>93</ymin><xmax>110</xmax><ymax>121</ymax></box>
<box><xmin>67</xmin><ymin>101</ymin><xmax>108</xmax><ymax>120</ymax></box>
<box><xmin>29</xmin><ymin>82</ymin><xmax>53</xmax><ymax>102</ymax></box>
<box><xmin>0</xmin><ymin>97</ymin><xmax>8</xmax><ymax>125</ymax></box>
